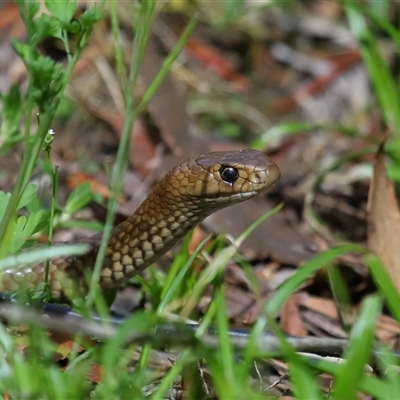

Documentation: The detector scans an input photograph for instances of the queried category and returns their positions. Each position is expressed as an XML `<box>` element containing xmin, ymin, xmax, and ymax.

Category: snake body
<box><xmin>1</xmin><ymin>150</ymin><xmax>280</xmax><ymax>299</ymax></box>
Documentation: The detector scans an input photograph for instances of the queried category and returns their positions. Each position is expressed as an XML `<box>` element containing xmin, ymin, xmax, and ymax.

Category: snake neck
<box><xmin>100</xmin><ymin>180</ymin><xmax>207</xmax><ymax>288</ymax></box>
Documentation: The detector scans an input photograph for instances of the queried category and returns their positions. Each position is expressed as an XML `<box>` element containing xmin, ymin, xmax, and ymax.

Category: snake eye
<box><xmin>220</xmin><ymin>166</ymin><xmax>239</xmax><ymax>183</ymax></box>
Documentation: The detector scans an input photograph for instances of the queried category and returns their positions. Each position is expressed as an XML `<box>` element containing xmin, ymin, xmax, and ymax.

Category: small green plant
<box><xmin>0</xmin><ymin>0</ymin><xmax>104</xmax><ymax>257</ymax></box>
<box><xmin>0</xmin><ymin>183</ymin><xmax>48</xmax><ymax>254</ymax></box>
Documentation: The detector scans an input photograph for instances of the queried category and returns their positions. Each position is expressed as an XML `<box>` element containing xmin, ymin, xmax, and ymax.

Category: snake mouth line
<box><xmin>212</xmin><ymin>191</ymin><xmax>259</xmax><ymax>204</ymax></box>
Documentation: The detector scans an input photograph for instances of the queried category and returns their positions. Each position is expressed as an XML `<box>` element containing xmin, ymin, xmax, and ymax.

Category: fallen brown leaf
<box><xmin>186</xmin><ymin>38</ymin><xmax>248</xmax><ymax>91</ymax></box>
<box><xmin>367</xmin><ymin>143</ymin><xmax>400</xmax><ymax>292</ymax></box>
<box><xmin>56</xmin><ymin>339</ymin><xmax>82</xmax><ymax>361</ymax></box>
<box><xmin>87</xmin><ymin>363</ymin><xmax>103</xmax><ymax>384</ymax></box>
<box><xmin>280</xmin><ymin>292</ymin><xmax>308</xmax><ymax>336</ymax></box>
<box><xmin>67</xmin><ymin>172</ymin><xmax>125</xmax><ymax>201</ymax></box>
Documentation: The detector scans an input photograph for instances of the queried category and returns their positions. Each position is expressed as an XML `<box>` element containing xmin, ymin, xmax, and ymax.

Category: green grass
<box><xmin>1</xmin><ymin>0</ymin><xmax>400</xmax><ymax>398</ymax></box>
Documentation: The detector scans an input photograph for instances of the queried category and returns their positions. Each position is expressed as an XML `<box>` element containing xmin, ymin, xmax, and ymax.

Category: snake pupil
<box><xmin>220</xmin><ymin>166</ymin><xmax>239</xmax><ymax>183</ymax></box>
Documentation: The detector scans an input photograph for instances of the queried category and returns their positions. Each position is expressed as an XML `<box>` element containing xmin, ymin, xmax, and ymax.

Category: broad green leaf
<box><xmin>18</xmin><ymin>183</ymin><xmax>38</xmax><ymax>210</ymax></box>
<box><xmin>44</xmin><ymin>0</ymin><xmax>77</xmax><ymax>24</ymax></box>
<box><xmin>11</xmin><ymin>211</ymin><xmax>45</xmax><ymax>253</ymax></box>
<box><xmin>31</xmin><ymin>14</ymin><xmax>63</xmax><ymax>45</ymax></box>
<box><xmin>65</xmin><ymin>183</ymin><xmax>94</xmax><ymax>214</ymax></box>
<box><xmin>15</xmin><ymin>0</ymin><xmax>39</xmax><ymax>24</ymax></box>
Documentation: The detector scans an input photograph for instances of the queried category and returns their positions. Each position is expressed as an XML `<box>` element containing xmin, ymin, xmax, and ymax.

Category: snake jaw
<box><xmin>210</xmin><ymin>191</ymin><xmax>259</xmax><ymax>205</ymax></box>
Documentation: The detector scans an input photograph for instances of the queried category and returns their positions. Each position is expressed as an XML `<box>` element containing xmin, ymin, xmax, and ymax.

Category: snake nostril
<box><xmin>220</xmin><ymin>166</ymin><xmax>239</xmax><ymax>183</ymax></box>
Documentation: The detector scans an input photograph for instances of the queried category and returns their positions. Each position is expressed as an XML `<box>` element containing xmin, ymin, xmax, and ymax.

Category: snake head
<box><xmin>173</xmin><ymin>149</ymin><xmax>280</xmax><ymax>207</ymax></box>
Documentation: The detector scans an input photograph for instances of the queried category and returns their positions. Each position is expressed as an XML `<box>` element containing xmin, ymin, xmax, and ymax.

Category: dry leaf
<box><xmin>367</xmin><ymin>143</ymin><xmax>400</xmax><ymax>291</ymax></box>
<box><xmin>280</xmin><ymin>292</ymin><xmax>308</xmax><ymax>336</ymax></box>
<box><xmin>87</xmin><ymin>363</ymin><xmax>103</xmax><ymax>384</ymax></box>
<box><xmin>186</xmin><ymin>38</ymin><xmax>248</xmax><ymax>91</ymax></box>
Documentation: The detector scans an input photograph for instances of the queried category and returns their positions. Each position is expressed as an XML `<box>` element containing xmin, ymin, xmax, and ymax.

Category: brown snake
<box><xmin>0</xmin><ymin>150</ymin><xmax>280</xmax><ymax>300</ymax></box>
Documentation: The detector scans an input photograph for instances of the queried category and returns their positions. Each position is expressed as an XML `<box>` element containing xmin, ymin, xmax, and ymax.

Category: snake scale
<box><xmin>0</xmin><ymin>150</ymin><xmax>280</xmax><ymax>300</ymax></box>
